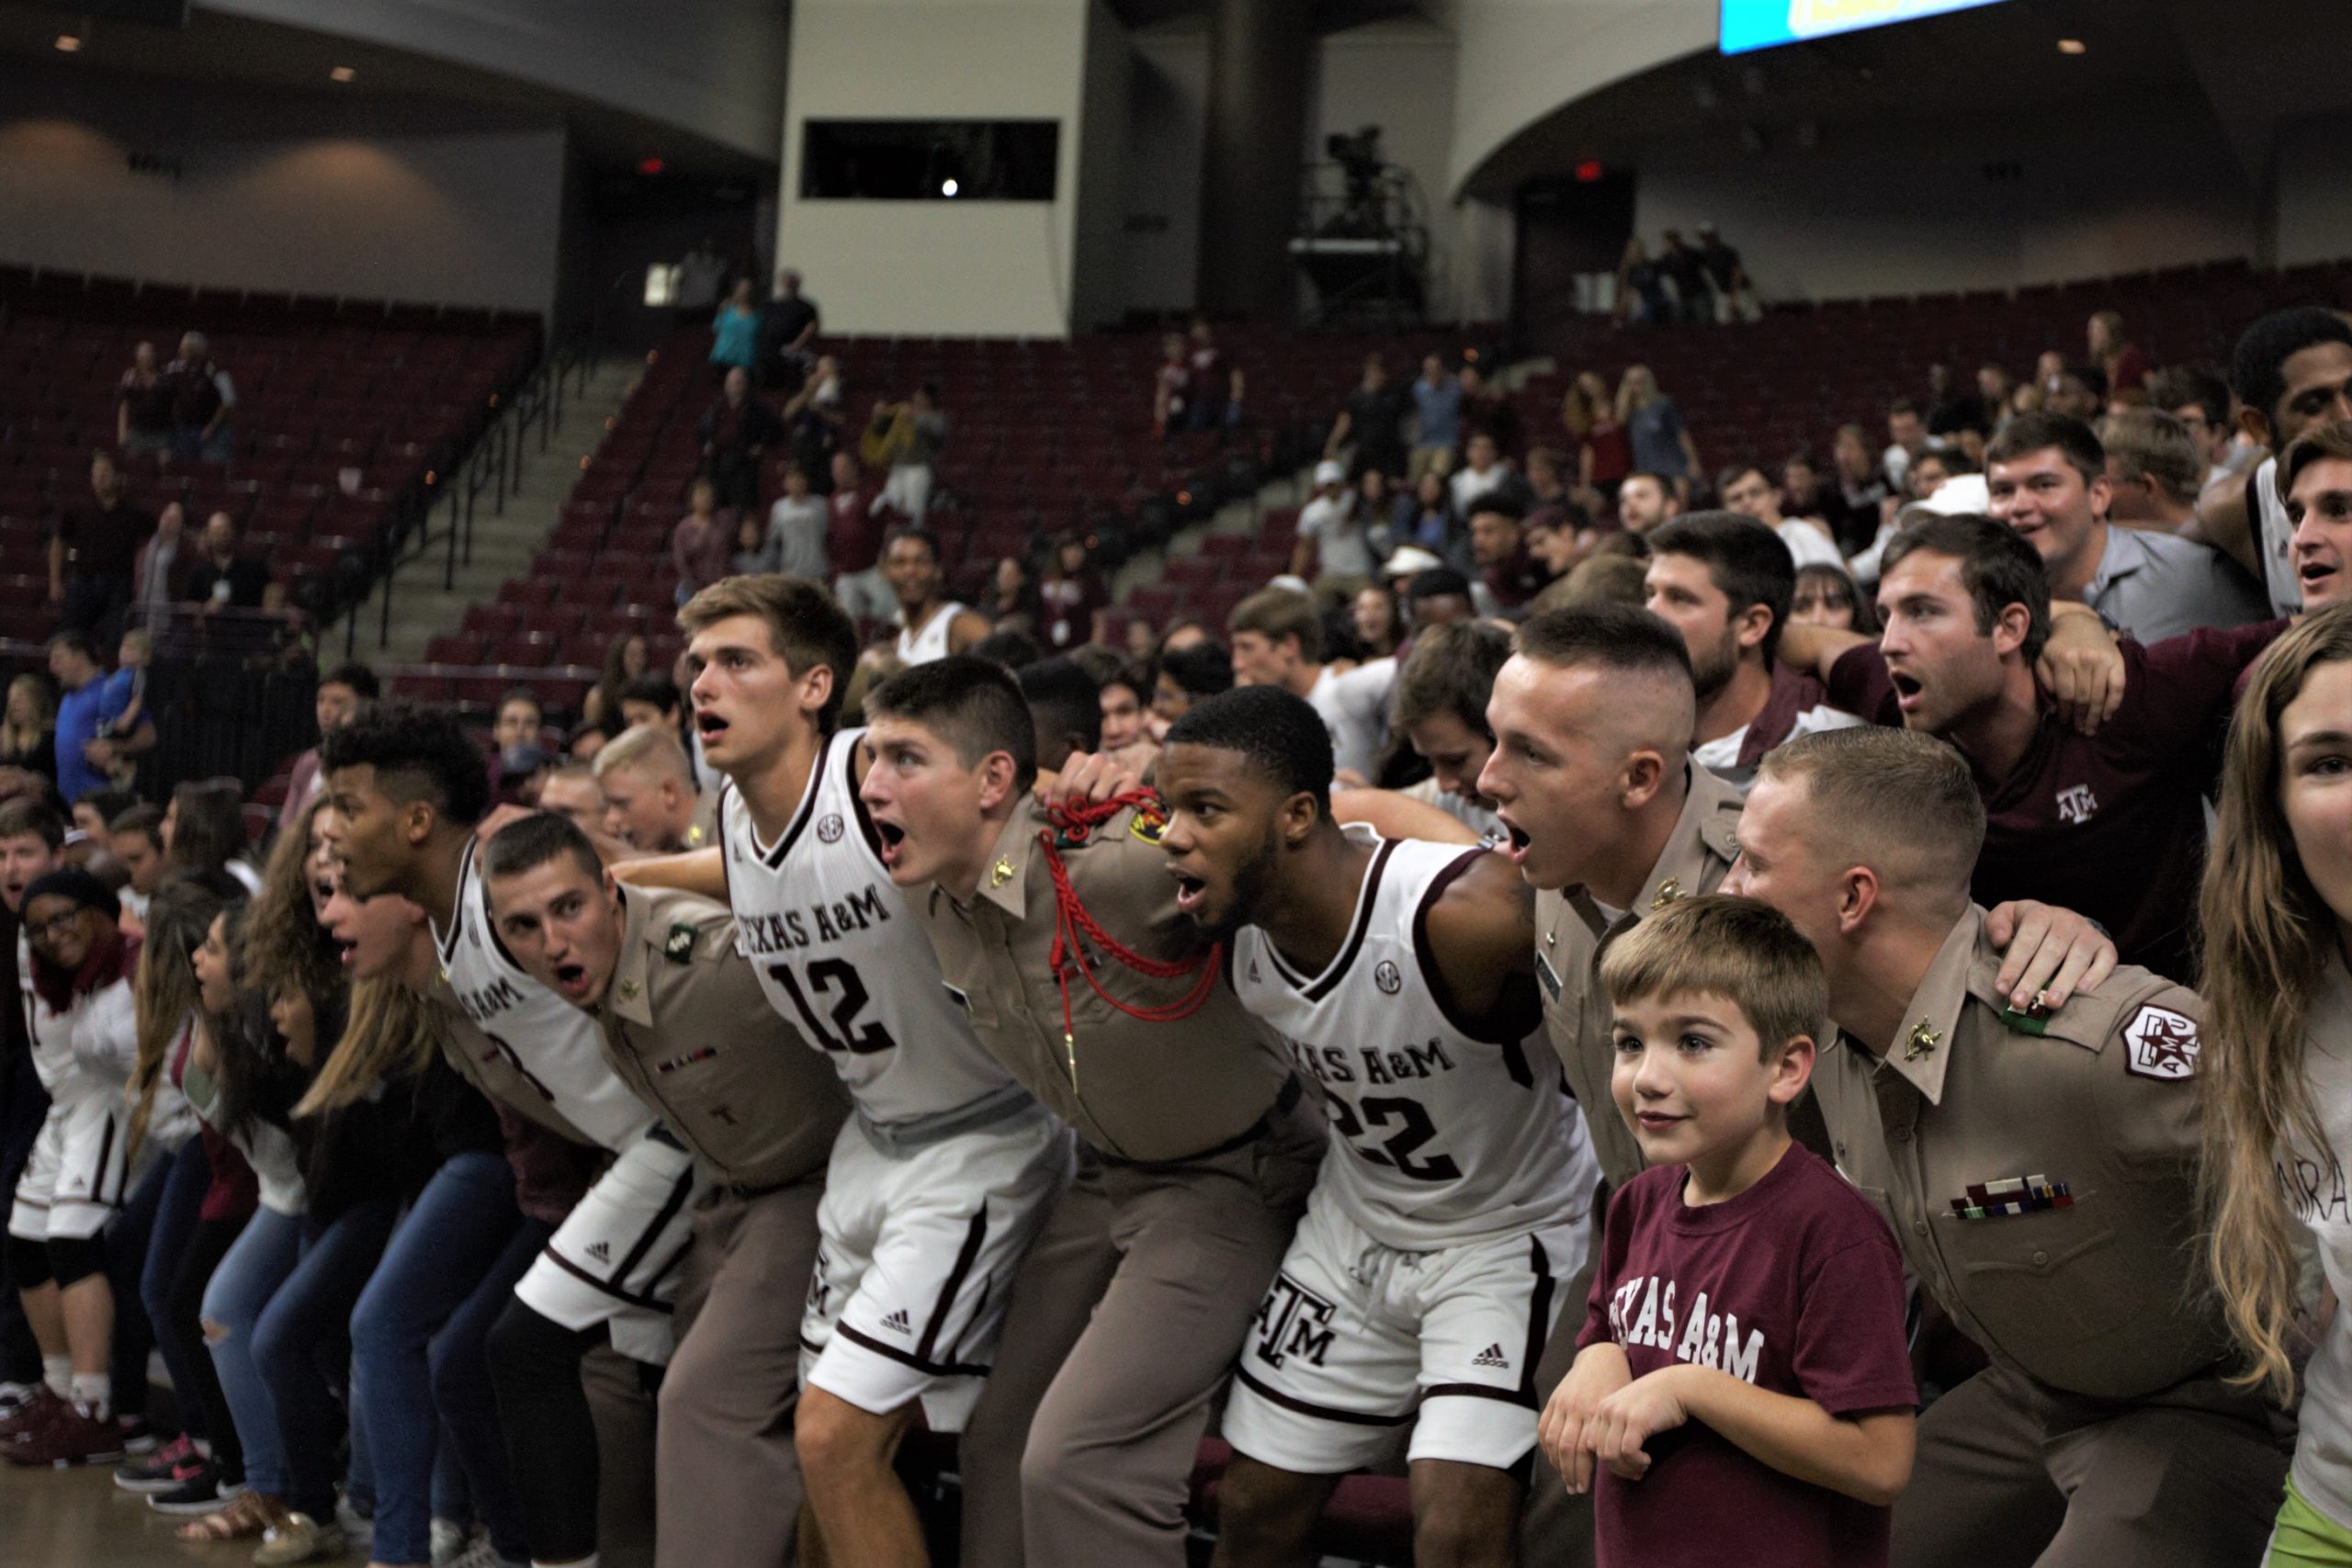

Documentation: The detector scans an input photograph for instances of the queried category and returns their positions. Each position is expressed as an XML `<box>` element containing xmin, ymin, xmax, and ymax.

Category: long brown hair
<box><xmin>127</xmin><ymin>876</ymin><xmax>229</xmax><ymax>1160</ymax></box>
<box><xmin>2199</xmin><ymin>604</ymin><xmax>2352</xmax><ymax>1399</ymax></box>
<box><xmin>240</xmin><ymin>796</ymin><xmax>341</xmax><ymax>1010</ymax></box>
<box><xmin>295</xmin><ymin>976</ymin><xmax>439</xmax><ymax>1119</ymax></box>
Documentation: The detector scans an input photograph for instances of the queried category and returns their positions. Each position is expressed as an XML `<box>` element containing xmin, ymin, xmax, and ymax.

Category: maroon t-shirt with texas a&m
<box><xmin>1826</xmin><ymin>618</ymin><xmax>2285</xmax><ymax>982</ymax></box>
<box><xmin>1578</xmin><ymin>1145</ymin><xmax>1916</xmax><ymax>1568</ymax></box>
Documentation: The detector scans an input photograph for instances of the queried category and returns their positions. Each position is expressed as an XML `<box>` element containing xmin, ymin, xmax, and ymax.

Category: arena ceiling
<box><xmin>0</xmin><ymin>0</ymin><xmax>775</xmax><ymax>179</ymax></box>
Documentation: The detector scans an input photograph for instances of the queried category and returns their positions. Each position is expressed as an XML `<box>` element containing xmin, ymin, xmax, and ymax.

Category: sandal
<box><xmin>178</xmin><ymin>1489</ymin><xmax>285</xmax><ymax>1542</ymax></box>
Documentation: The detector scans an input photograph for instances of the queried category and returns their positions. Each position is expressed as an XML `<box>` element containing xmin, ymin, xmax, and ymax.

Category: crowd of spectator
<box><xmin>1614</xmin><ymin>222</ymin><xmax>1762</xmax><ymax>326</ymax></box>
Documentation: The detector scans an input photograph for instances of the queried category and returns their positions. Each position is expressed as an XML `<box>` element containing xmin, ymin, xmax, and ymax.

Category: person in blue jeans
<box><xmin>115</xmin><ymin>879</ymin><xmax>234</xmax><ymax>1493</ymax></box>
<box><xmin>316</xmin><ymin>878</ymin><xmax>526</xmax><ymax>1568</ymax></box>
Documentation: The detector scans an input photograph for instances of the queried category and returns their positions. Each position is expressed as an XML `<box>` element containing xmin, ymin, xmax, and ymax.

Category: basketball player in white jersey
<box><xmin>886</xmin><ymin>529</ymin><xmax>989</xmax><ymax>666</ymax></box>
<box><xmin>323</xmin><ymin>705</ymin><xmax>699</xmax><ymax>1568</ymax></box>
<box><xmin>1154</xmin><ymin>683</ymin><xmax>1601</xmax><ymax>1567</ymax></box>
<box><xmin>2196</xmin><ymin>307</ymin><xmax>2352</xmax><ymax>615</ymax></box>
<box><xmin>654</xmin><ymin>573</ymin><xmax>1066</xmax><ymax>1568</ymax></box>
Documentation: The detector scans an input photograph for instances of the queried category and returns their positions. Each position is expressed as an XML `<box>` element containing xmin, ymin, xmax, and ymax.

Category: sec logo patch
<box><xmin>1374</xmin><ymin>960</ymin><xmax>1402</xmax><ymax>995</ymax></box>
<box><xmin>817</xmin><ymin>814</ymin><xmax>844</xmax><ymax>844</ymax></box>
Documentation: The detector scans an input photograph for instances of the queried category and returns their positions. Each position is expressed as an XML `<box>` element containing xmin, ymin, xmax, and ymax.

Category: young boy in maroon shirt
<box><xmin>1541</xmin><ymin>894</ymin><xmax>1917</xmax><ymax>1568</ymax></box>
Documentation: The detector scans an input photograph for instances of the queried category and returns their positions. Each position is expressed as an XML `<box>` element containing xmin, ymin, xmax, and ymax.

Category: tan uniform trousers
<box><xmin>1891</xmin><ymin>1362</ymin><xmax>2290</xmax><ymax>1568</ymax></box>
<box><xmin>960</xmin><ymin>1113</ymin><xmax>1321</xmax><ymax>1568</ymax></box>
<box><xmin>651</xmin><ymin>1178</ymin><xmax>826</xmax><ymax>1568</ymax></box>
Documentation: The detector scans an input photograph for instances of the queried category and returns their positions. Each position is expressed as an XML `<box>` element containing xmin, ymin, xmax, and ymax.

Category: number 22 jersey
<box><xmin>718</xmin><ymin>727</ymin><xmax>1020</xmax><ymax>1126</ymax></box>
<box><xmin>1232</xmin><ymin>829</ymin><xmax>1600</xmax><ymax>1250</ymax></box>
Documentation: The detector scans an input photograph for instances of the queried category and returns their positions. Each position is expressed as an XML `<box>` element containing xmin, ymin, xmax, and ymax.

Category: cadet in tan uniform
<box><xmin>480</xmin><ymin>811</ymin><xmax>854</xmax><ymax>1568</ymax></box>
<box><xmin>857</xmin><ymin>656</ymin><xmax>1323</xmax><ymax>1568</ymax></box>
<box><xmin>1478</xmin><ymin>604</ymin><xmax>2125</xmax><ymax>1556</ymax></box>
<box><xmin>1724</xmin><ymin>724</ymin><xmax>2292</xmax><ymax>1568</ymax></box>
<box><xmin>594</xmin><ymin>723</ymin><xmax>714</xmax><ymax>855</ymax></box>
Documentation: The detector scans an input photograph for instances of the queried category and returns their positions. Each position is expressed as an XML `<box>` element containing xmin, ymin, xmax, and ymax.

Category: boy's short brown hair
<box><xmin>1600</xmin><ymin>894</ymin><xmax>1825</xmax><ymax>1062</ymax></box>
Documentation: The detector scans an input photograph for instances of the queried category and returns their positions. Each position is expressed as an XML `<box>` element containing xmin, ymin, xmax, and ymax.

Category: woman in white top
<box><xmin>2202</xmin><ymin>604</ymin><xmax>2352</xmax><ymax>1565</ymax></box>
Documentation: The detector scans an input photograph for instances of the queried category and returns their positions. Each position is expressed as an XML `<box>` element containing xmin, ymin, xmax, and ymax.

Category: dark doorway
<box><xmin>1512</xmin><ymin>169</ymin><xmax>1635</xmax><ymax>354</ymax></box>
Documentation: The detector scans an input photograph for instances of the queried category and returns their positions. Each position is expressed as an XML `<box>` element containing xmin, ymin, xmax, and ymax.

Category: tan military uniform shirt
<box><xmin>916</xmin><ymin>799</ymin><xmax>1294</xmax><ymax>1163</ymax></box>
<box><xmin>1535</xmin><ymin>764</ymin><xmax>1745</xmax><ymax>1188</ymax></box>
<box><xmin>593</xmin><ymin>885</ymin><xmax>850</xmax><ymax>1190</ymax></box>
<box><xmin>1813</xmin><ymin>906</ymin><xmax>2226</xmax><ymax>1401</ymax></box>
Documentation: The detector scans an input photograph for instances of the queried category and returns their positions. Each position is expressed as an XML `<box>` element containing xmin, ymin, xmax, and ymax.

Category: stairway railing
<box><xmin>353</xmin><ymin>271</ymin><xmax>630</xmax><ymax>655</ymax></box>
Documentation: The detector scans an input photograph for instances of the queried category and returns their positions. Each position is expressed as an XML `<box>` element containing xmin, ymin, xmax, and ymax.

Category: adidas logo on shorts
<box><xmin>586</xmin><ymin>1241</ymin><xmax>612</xmax><ymax>1263</ymax></box>
<box><xmin>881</xmin><ymin>1309</ymin><xmax>911</xmax><ymax>1334</ymax></box>
<box><xmin>1471</xmin><ymin>1343</ymin><xmax>1510</xmax><ymax>1369</ymax></box>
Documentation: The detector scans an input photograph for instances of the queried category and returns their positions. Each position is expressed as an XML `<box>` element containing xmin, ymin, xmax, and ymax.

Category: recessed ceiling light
<box><xmin>2057</xmin><ymin>38</ymin><xmax>2086</xmax><ymax>54</ymax></box>
<box><xmin>330</xmin><ymin>65</ymin><xmax>356</xmax><ymax>82</ymax></box>
<box><xmin>54</xmin><ymin>34</ymin><xmax>82</xmax><ymax>51</ymax></box>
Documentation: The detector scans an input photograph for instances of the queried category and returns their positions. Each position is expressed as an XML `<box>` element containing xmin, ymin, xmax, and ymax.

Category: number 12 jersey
<box><xmin>718</xmin><ymin>728</ymin><xmax>1018</xmax><ymax>1126</ymax></box>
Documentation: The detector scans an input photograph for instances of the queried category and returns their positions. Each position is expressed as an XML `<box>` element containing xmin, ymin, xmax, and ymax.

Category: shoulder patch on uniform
<box><xmin>2122</xmin><ymin>1003</ymin><xmax>2199</xmax><ymax>1080</ymax></box>
<box><xmin>663</xmin><ymin>922</ymin><xmax>698</xmax><ymax>964</ymax></box>
<box><xmin>1127</xmin><ymin>808</ymin><xmax>1165</xmax><ymax>846</ymax></box>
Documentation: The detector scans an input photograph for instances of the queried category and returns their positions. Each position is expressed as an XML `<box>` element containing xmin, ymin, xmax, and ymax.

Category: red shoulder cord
<box><xmin>1036</xmin><ymin>791</ymin><xmax>1221</xmax><ymax>1055</ymax></box>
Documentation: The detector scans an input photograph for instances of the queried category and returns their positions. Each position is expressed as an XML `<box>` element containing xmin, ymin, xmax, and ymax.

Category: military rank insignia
<box><xmin>1951</xmin><ymin>1176</ymin><xmax>2073</xmax><ymax>1221</ymax></box>
<box><xmin>663</xmin><ymin>923</ymin><xmax>697</xmax><ymax>964</ymax></box>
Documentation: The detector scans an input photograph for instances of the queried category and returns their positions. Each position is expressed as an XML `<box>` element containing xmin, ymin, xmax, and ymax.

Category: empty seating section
<box><xmin>1511</xmin><ymin>257</ymin><xmax>2352</xmax><ymax>473</ymax></box>
<box><xmin>0</xmin><ymin>266</ymin><xmax>539</xmax><ymax>647</ymax></box>
<box><xmin>426</xmin><ymin>322</ymin><xmax>1464</xmax><ymax>712</ymax></box>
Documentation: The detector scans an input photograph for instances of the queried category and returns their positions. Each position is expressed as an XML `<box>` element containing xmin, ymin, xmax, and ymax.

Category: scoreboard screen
<box><xmin>1720</xmin><ymin>0</ymin><xmax>2011</xmax><ymax>54</ymax></box>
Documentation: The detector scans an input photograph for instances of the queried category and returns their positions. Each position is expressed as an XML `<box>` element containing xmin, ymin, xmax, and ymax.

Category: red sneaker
<box><xmin>0</xmin><ymin>1386</ymin><xmax>63</xmax><ymax>1441</ymax></box>
<box><xmin>6</xmin><ymin>1401</ymin><xmax>127</xmax><ymax>1467</ymax></box>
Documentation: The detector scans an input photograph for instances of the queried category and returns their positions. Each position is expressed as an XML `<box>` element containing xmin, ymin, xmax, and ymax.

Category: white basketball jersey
<box><xmin>2252</xmin><ymin>455</ymin><xmax>2301</xmax><ymax>619</ymax></box>
<box><xmin>718</xmin><ymin>728</ymin><xmax>1018</xmax><ymax>1125</ymax></box>
<box><xmin>895</xmin><ymin>602</ymin><xmax>968</xmax><ymax>667</ymax></box>
<box><xmin>20</xmin><ymin>932</ymin><xmax>133</xmax><ymax>1100</ymax></box>
<box><xmin>1231</xmin><ymin>829</ymin><xmax>1600</xmax><ymax>1250</ymax></box>
<box><xmin>433</xmin><ymin>839</ymin><xmax>657</xmax><ymax>1153</ymax></box>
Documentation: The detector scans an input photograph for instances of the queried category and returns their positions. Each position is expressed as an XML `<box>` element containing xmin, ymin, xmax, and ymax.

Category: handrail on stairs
<box><xmin>355</xmin><ymin>272</ymin><xmax>632</xmax><ymax>657</ymax></box>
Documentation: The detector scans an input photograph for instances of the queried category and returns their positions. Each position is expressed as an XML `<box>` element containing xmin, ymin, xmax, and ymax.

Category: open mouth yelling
<box><xmin>1889</xmin><ymin>671</ymin><xmax>1926</xmax><ymax>712</ymax></box>
<box><xmin>1169</xmin><ymin>864</ymin><xmax>1210</xmax><ymax>914</ymax></box>
<box><xmin>551</xmin><ymin>959</ymin><xmax>594</xmax><ymax>1000</ymax></box>
<box><xmin>1498</xmin><ymin>819</ymin><xmax>1532</xmax><ymax>865</ymax></box>
<box><xmin>695</xmin><ymin>709</ymin><xmax>729</xmax><ymax>741</ymax></box>
<box><xmin>2302</xmin><ymin>558</ymin><xmax>2338</xmax><ymax>597</ymax></box>
<box><xmin>871</xmin><ymin>818</ymin><xmax>906</xmax><ymax>870</ymax></box>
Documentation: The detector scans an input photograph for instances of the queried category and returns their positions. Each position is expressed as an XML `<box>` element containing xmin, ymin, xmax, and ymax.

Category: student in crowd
<box><xmin>306</xmin><ymin>877</ymin><xmax>522</xmax><ymax>1568</ymax></box>
<box><xmin>1724</xmin><ymin>725</ymin><xmax>2292</xmax><ymax>1566</ymax></box>
<box><xmin>2198</xmin><ymin>604</ymin><xmax>2352</xmax><ymax>1565</ymax></box>
<box><xmin>118</xmin><ymin>875</ymin><xmax>255</xmax><ymax>1517</ymax></box>
<box><xmin>1154</xmin><ymin>684</ymin><xmax>1602</xmax><ymax>1567</ymax></box>
<box><xmin>483</xmin><ymin>811</ymin><xmax>850</xmax><ymax>1568</ymax></box>
<box><xmin>858</xmin><ymin>657</ymin><xmax>1319</xmax><ymax>1568</ymax></box>
<box><xmin>1544</xmin><ymin>895</ymin><xmax>1916</xmax><ymax>1568</ymax></box>
<box><xmin>2</xmin><ymin>868</ymin><xmax>139</xmax><ymax>1465</ymax></box>
<box><xmin>165</xmin><ymin>777</ymin><xmax>260</xmax><ymax>893</ymax></box>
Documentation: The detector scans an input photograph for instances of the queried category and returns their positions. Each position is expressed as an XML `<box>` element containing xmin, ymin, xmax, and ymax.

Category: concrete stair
<box><xmin>334</xmin><ymin>357</ymin><xmax>640</xmax><ymax>667</ymax></box>
<box><xmin>1106</xmin><ymin>355</ymin><xmax>1549</xmax><ymax>613</ymax></box>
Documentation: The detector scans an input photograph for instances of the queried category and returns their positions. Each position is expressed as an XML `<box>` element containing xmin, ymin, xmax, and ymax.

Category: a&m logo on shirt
<box><xmin>2122</xmin><ymin>1003</ymin><xmax>2200</xmax><ymax>1080</ymax></box>
<box><xmin>2055</xmin><ymin>784</ymin><xmax>2100</xmax><ymax>825</ymax></box>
